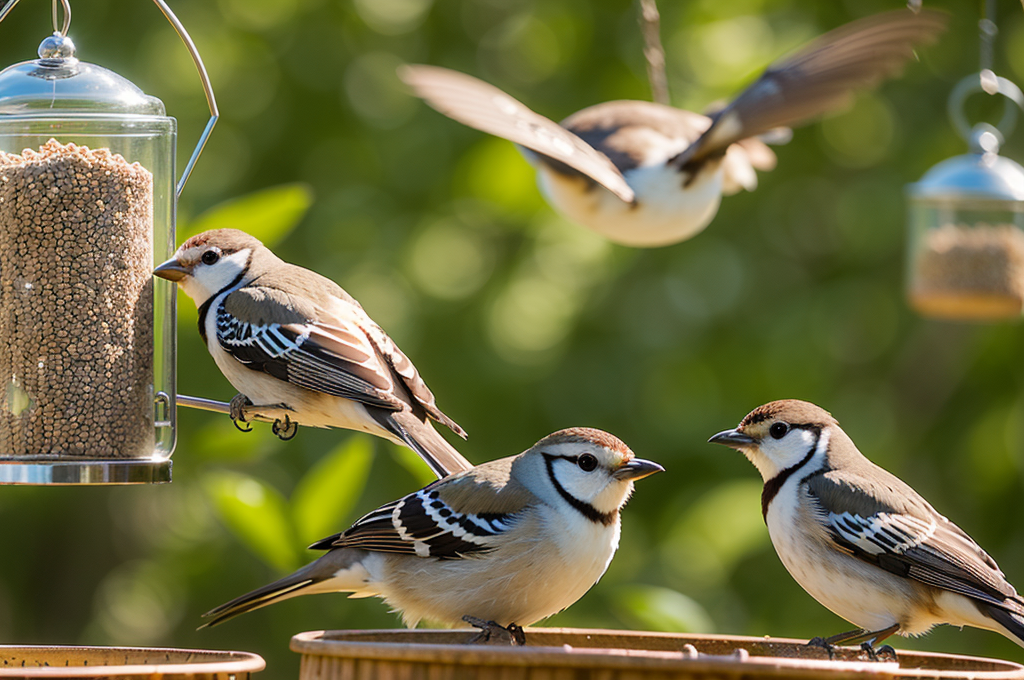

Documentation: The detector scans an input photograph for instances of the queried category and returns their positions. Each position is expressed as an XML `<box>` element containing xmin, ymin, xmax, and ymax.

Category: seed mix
<box><xmin>0</xmin><ymin>139</ymin><xmax>155</xmax><ymax>458</ymax></box>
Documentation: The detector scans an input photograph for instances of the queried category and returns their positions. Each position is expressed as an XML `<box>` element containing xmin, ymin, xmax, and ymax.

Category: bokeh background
<box><xmin>3</xmin><ymin>0</ymin><xmax>1024</xmax><ymax>675</ymax></box>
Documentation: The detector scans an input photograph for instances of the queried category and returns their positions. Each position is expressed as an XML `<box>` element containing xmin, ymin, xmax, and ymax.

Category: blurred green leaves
<box><xmin>202</xmin><ymin>435</ymin><xmax>376</xmax><ymax>572</ymax></box>
<box><xmin>204</xmin><ymin>471</ymin><xmax>300</xmax><ymax>572</ymax></box>
<box><xmin>292</xmin><ymin>437</ymin><xmax>374</xmax><ymax>546</ymax></box>
<box><xmin>181</xmin><ymin>183</ymin><xmax>313</xmax><ymax>247</ymax></box>
<box><xmin>613</xmin><ymin>585</ymin><xmax>714</xmax><ymax>634</ymax></box>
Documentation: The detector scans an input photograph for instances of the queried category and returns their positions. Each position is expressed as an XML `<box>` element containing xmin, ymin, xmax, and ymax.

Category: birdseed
<box><xmin>0</xmin><ymin>139</ymin><xmax>154</xmax><ymax>458</ymax></box>
<box><xmin>909</xmin><ymin>223</ymin><xmax>1024</xmax><ymax>320</ymax></box>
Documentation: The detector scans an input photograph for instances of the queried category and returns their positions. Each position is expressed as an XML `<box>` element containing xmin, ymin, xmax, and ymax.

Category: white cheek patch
<box><xmin>755</xmin><ymin>427</ymin><xmax>829</xmax><ymax>480</ymax></box>
<box><xmin>188</xmin><ymin>248</ymin><xmax>251</xmax><ymax>302</ymax></box>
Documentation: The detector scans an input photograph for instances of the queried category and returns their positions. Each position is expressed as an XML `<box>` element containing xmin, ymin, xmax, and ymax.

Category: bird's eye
<box><xmin>201</xmin><ymin>250</ymin><xmax>220</xmax><ymax>265</ymax></box>
<box><xmin>769</xmin><ymin>422</ymin><xmax>789</xmax><ymax>439</ymax></box>
<box><xmin>577</xmin><ymin>453</ymin><xmax>598</xmax><ymax>472</ymax></box>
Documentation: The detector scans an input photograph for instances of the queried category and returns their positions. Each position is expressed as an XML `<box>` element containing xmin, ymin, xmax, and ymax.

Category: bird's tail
<box><xmin>379</xmin><ymin>409</ymin><xmax>474</xmax><ymax>478</ymax></box>
<box><xmin>983</xmin><ymin>602</ymin><xmax>1024</xmax><ymax>648</ymax></box>
<box><xmin>672</xmin><ymin>9</ymin><xmax>947</xmax><ymax>168</ymax></box>
<box><xmin>199</xmin><ymin>549</ymin><xmax>368</xmax><ymax>629</ymax></box>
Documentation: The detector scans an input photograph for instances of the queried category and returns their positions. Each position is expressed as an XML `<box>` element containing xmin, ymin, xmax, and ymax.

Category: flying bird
<box><xmin>402</xmin><ymin>9</ymin><xmax>946</xmax><ymax>247</ymax></box>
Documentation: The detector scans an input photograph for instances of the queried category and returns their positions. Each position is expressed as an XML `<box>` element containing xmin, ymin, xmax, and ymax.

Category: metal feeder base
<box><xmin>0</xmin><ymin>458</ymin><xmax>171</xmax><ymax>485</ymax></box>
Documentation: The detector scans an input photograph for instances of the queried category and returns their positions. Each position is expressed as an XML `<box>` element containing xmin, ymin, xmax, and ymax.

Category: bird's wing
<box><xmin>399</xmin><ymin>64</ymin><xmax>635</xmax><ymax>203</ymax></box>
<box><xmin>310</xmin><ymin>458</ymin><xmax>530</xmax><ymax>560</ymax></box>
<box><xmin>673</xmin><ymin>9</ymin><xmax>947</xmax><ymax>167</ymax></box>
<box><xmin>807</xmin><ymin>470</ymin><xmax>1019</xmax><ymax>610</ymax></box>
<box><xmin>360</xmin><ymin>318</ymin><xmax>466</xmax><ymax>438</ymax></box>
<box><xmin>217</xmin><ymin>286</ymin><xmax>403</xmax><ymax>411</ymax></box>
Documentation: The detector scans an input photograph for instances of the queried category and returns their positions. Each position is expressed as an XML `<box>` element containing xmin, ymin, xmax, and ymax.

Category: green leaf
<box><xmin>181</xmin><ymin>183</ymin><xmax>313</xmax><ymax>247</ymax></box>
<box><xmin>291</xmin><ymin>435</ymin><xmax>374</xmax><ymax>546</ymax></box>
<box><xmin>613</xmin><ymin>585</ymin><xmax>714</xmax><ymax>634</ymax></box>
<box><xmin>388</xmin><ymin>442</ymin><xmax>440</xmax><ymax>487</ymax></box>
<box><xmin>203</xmin><ymin>471</ymin><xmax>299</xmax><ymax>572</ymax></box>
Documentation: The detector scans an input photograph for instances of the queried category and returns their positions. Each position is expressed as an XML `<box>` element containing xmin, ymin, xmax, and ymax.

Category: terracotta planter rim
<box><xmin>290</xmin><ymin>627</ymin><xmax>1024</xmax><ymax>679</ymax></box>
<box><xmin>0</xmin><ymin>645</ymin><xmax>265</xmax><ymax>678</ymax></box>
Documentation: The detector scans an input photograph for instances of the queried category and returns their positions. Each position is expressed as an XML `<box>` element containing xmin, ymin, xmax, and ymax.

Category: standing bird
<box><xmin>401</xmin><ymin>9</ymin><xmax>946</xmax><ymax>248</ymax></box>
<box><xmin>199</xmin><ymin>427</ymin><xmax>662</xmax><ymax>641</ymax></box>
<box><xmin>710</xmin><ymin>400</ymin><xmax>1024</xmax><ymax>657</ymax></box>
<box><xmin>153</xmin><ymin>228</ymin><xmax>471</xmax><ymax>478</ymax></box>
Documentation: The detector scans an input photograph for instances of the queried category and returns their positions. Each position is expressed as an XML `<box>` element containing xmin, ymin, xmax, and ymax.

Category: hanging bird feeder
<box><xmin>906</xmin><ymin>2</ymin><xmax>1024</xmax><ymax>321</ymax></box>
<box><xmin>0</xmin><ymin>0</ymin><xmax>217</xmax><ymax>484</ymax></box>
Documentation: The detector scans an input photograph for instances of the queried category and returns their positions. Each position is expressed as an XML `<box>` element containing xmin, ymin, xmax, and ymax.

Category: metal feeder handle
<box><xmin>151</xmin><ymin>0</ymin><xmax>219</xmax><ymax>197</ymax></box>
<box><xmin>0</xmin><ymin>0</ymin><xmax>218</xmax><ymax>197</ymax></box>
<box><xmin>948</xmin><ymin>70</ymin><xmax>1024</xmax><ymax>148</ymax></box>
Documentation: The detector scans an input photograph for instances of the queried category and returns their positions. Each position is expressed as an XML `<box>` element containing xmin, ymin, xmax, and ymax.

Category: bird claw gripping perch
<box><xmin>272</xmin><ymin>414</ymin><xmax>298</xmax><ymax>441</ymax></box>
<box><xmin>806</xmin><ymin>636</ymin><xmax>837</xmax><ymax>660</ymax></box>
<box><xmin>462</xmin><ymin>616</ymin><xmax>526</xmax><ymax>646</ymax></box>
<box><xmin>229</xmin><ymin>394</ymin><xmax>253</xmax><ymax>432</ymax></box>
<box><xmin>861</xmin><ymin>643</ymin><xmax>898</xmax><ymax>663</ymax></box>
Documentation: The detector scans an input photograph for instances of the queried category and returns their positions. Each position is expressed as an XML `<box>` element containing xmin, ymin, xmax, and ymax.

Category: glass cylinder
<box><xmin>907</xmin><ymin>150</ymin><xmax>1024</xmax><ymax>321</ymax></box>
<box><xmin>0</xmin><ymin>34</ymin><xmax>175</xmax><ymax>483</ymax></box>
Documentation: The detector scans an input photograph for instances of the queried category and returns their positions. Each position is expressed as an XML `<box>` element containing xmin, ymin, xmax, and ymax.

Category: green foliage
<box><xmin>291</xmin><ymin>436</ymin><xmax>374</xmax><ymax>546</ymax></box>
<box><xmin>203</xmin><ymin>471</ymin><xmax>301</xmax><ymax>573</ymax></box>
<box><xmin>612</xmin><ymin>585</ymin><xmax>714</xmax><ymax>634</ymax></box>
<box><xmin>2</xmin><ymin>1</ymin><xmax>1024</xmax><ymax>675</ymax></box>
<box><xmin>182</xmin><ymin>183</ymin><xmax>314</xmax><ymax>246</ymax></box>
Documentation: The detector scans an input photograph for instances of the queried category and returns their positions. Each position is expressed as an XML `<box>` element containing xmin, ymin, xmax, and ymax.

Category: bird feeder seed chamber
<box><xmin>907</xmin><ymin>72</ymin><xmax>1024</xmax><ymax>321</ymax></box>
<box><xmin>0</xmin><ymin>2</ymin><xmax>216</xmax><ymax>484</ymax></box>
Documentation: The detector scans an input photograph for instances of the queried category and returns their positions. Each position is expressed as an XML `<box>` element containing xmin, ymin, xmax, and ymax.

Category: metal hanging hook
<box><xmin>0</xmin><ymin>0</ymin><xmax>218</xmax><ymax>197</ymax></box>
<box><xmin>948</xmin><ymin>71</ymin><xmax>1024</xmax><ymax>149</ymax></box>
<box><xmin>51</xmin><ymin>0</ymin><xmax>69</xmax><ymax>35</ymax></box>
<box><xmin>149</xmin><ymin>0</ymin><xmax>219</xmax><ymax>197</ymax></box>
<box><xmin>0</xmin><ymin>0</ymin><xmax>66</xmax><ymax>34</ymax></box>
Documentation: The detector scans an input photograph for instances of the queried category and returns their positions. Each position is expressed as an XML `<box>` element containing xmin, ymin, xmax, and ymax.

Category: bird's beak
<box><xmin>708</xmin><ymin>428</ymin><xmax>755</xmax><ymax>449</ymax></box>
<box><xmin>153</xmin><ymin>257</ymin><xmax>190</xmax><ymax>282</ymax></box>
<box><xmin>614</xmin><ymin>458</ymin><xmax>664</xmax><ymax>481</ymax></box>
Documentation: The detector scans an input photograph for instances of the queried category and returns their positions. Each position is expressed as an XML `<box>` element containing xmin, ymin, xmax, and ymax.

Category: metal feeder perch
<box><xmin>0</xmin><ymin>0</ymin><xmax>217</xmax><ymax>484</ymax></box>
<box><xmin>906</xmin><ymin>71</ymin><xmax>1024</xmax><ymax>320</ymax></box>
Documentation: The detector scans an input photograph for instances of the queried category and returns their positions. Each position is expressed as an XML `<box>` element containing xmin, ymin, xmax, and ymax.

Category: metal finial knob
<box><xmin>38</xmin><ymin>32</ymin><xmax>75</xmax><ymax>60</ymax></box>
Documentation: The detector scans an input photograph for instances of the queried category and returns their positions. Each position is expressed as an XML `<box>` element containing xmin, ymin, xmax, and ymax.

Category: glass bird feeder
<box><xmin>0</xmin><ymin>0</ymin><xmax>217</xmax><ymax>484</ymax></box>
<box><xmin>907</xmin><ymin>71</ymin><xmax>1024</xmax><ymax>321</ymax></box>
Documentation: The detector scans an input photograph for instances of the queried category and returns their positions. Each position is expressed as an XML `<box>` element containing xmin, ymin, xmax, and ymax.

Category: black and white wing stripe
<box><xmin>809</xmin><ymin>472</ymin><xmax>1018</xmax><ymax>609</ymax></box>
<box><xmin>309</xmin><ymin>487</ymin><xmax>518</xmax><ymax>560</ymax></box>
<box><xmin>215</xmin><ymin>303</ymin><xmax>401</xmax><ymax>411</ymax></box>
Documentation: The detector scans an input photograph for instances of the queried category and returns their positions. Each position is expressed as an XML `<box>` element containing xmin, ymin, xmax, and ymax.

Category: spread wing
<box><xmin>807</xmin><ymin>470</ymin><xmax>1019</xmax><ymax>610</ymax></box>
<box><xmin>216</xmin><ymin>287</ymin><xmax>403</xmax><ymax>411</ymax></box>
<box><xmin>399</xmin><ymin>64</ymin><xmax>635</xmax><ymax>203</ymax></box>
<box><xmin>675</xmin><ymin>9</ymin><xmax>947</xmax><ymax>167</ymax></box>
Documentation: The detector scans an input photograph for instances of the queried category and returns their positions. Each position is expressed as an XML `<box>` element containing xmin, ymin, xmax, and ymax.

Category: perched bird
<box><xmin>401</xmin><ymin>9</ymin><xmax>946</xmax><ymax>248</ymax></box>
<box><xmin>199</xmin><ymin>427</ymin><xmax>662</xmax><ymax>641</ymax></box>
<box><xmin>710</xmin><ymin>399</ymin><xmax>1024</xmax><ymax>656</ymax></box>
<box><xmin>153</xmin><ymin>228</ymin><xmax>471</xmax><ymax>478</ymax></box>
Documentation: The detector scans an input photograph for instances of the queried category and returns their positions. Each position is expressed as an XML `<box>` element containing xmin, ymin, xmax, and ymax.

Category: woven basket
<box><xmin>0</xmin><ymin>645</ymin><xmax>264</xmax><ymax>679</ymax></box>
<box><xmin>291</xmin><ymin>628</ymin><xmax>1024</xmax><ymax>680</ymax></box>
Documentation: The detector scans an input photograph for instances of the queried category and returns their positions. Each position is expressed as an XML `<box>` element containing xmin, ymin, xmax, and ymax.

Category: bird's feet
<box><xmin>463</xmin><ymin>615</ymin><xmax>526</xmax><ymax>646</ymax></box>
<box><xmin>806</xmin><ymin>637</ymin><xmax>836</xmax><ymax>660</ymax></box>
<box><xmin>860</xmin><ymin>643</ymin><xmax>897</xmax><ymax>663</ymax></box>
<box><xmin>229</xmin><ymin>394</ymin><xmax>253</xmax><ymax>432</ymax></box>
<box><xmin>272</xmin><ymin>414</ymin><xmax>298</xmax><ymax>441</ymax></box>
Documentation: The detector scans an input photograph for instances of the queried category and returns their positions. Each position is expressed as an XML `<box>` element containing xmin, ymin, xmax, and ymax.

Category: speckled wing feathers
<box><xmin>674</xmin><ymin>9</ymin><xmax>947</xmax><ymax>167</ymax></box>
<box><xmin>311</xmin><ymin>460</ymin><xmax>530</xmax><ymax>559</ymax></box>
<box><xmin>808</xmin><ymin>471</ymin><xmax>1021</xmax><ymax>611</ymax></box>
<box><xmin>400</xmin><ymin>64</ymin><xmax>635</xmax><ymax>203</ymax></box>
<box><xmin>218</xmin><ymin>288</ymin><xmax>401</xmax><ymax>410</ymax></box>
